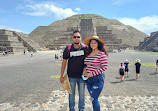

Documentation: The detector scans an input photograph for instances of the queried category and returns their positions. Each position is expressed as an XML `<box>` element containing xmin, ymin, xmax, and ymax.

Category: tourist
<box><xmin>23</xmin><ymin>49</ymin><xmax>25</xmax><ymax>55</ymax></box>
<box><xmin>119</xmin><ymin>62</ymin><xmax>125</xmax><ymax>82</ymax></box>
<box><xmin>56</xmin><ymin>54</ymin><xmax>59</xmax><ymax>61</ymax></box>
<box><xmin>60</xmin><ymin>31</ymin><xmax>87</xmax><ymax>111</ymax></box>
<box><xmin>30</xmin><ymin>51</ymin><xmax>33</xmax><ymax>57</ymax></box>
<box><xmin>2</xmin><ymin>51</ymin><xmax>5</xmax><ymax>56</ymax></box>
<box><xmin>5</xmin><ymin>51</ymin><xmax>8</xmax><ymax>56</ymax></box>
<box><xmin>135</xmin><ymin>59</ymin><xmax>141</xmax><ymax>80</ymax></box>
<box><xmin>124</xmin><ymin>59</ymin><xmax>130</xmax><ymax>77</ymax></box>
<box><xmin>83</xmin><ymin>36</ymin><xmax>108</xmax><ymax>111</ymax></box>
<box><xmin>60</xmin><ymin>53</ymin><xmax>63</xmax><ymax>61</ymax></box>
<box><xmin>54</xmin><ymin>54</ymin><xmax>57</xmax><ymax>61</ymax></box>
<box><xmin>155</xmin><ymin>59</ymin><xmax>158</xmax><ymax>74</ymax></box>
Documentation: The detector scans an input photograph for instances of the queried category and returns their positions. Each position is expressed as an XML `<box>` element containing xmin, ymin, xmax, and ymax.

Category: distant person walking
<box><xmin>124</xmin><ymin>59</ymin><xmax>130</xmax><ymax>77</ymax></box>
<box><xmin>135</xmin><ymin>59</ymin><xmax>141</xmax><ymax>80</ymax></box>
<box><xmin>155</xmin><ymin>59</ymin><xmax>158</xmax><ymax>74</ymax></box>
<box><xmin>5</xmin><ymin>51</ymin><xmax>8</xmax><ymax>56</ymax></box>
<box><xmin>55</xmin><ymin>54</ymin><xmax>57</xmax><ymax>61</ymax></box>
<box><xmin>2</xmin><ymin>51</ymin><xmax>5</xmax><ymax>56</ymax></box>
<box><xmin>60</xmin><ymin>53</ymin><xmax>63</xmax><ymax>61</ymax></box>
<box><xmin>30</xmin><ymin>51</ymin><xmax>33</xmax><ymax>57</ymax></box>
<box><xmin>119</xmin><ymin>62</ymin><xmax>125</xmax><ymax>82</ymax></box>
<box><xmin>56</xmin><ymin>54</ymin><xmax>59</xmax><ymax>61</ymax></box>
<box><xmin>55</xmin><ymin>54</ymin><xmax>59</xmax><ymax>61</ymax></box>
<box><xmin>23</xmin><ymin>50</ymin><xmax>25</xmax><ymax>55</ymax></box>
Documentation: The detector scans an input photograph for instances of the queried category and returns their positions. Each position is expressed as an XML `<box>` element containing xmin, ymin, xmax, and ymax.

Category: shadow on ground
<box><xmin>125</xmin><ymin>79</ymin><xmax>137</xmax><ymax>81</ymax></box>
<box><xmin>110</xmin><ymin>81</ymin><xmax>122</xmax><ymax>84</ymax></box>
<box><xmin>149</xmin><ymin>73</ymin><xmax>158</xmax><ymax>75</ymax></box>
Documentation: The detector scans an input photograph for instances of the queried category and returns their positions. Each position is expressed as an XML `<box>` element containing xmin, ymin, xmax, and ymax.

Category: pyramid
<box><xmin>29</xmin><ymin>14</ymin><xmax>148</xmax><ymax>50</ymax></box>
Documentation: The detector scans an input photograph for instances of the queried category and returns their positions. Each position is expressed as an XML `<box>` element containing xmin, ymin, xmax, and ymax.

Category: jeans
<box><xmin>69</xmin><ymin>77</ymin><xmax>85</xmax><ymax>111</ymax></box>
<box><xmin>85</xmin><ymin>72</ymin><xmax>105</xmax><ymax>111</ymax></box>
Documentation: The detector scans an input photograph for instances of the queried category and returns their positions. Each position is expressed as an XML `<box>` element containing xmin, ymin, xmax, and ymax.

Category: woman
<box><xmin>82</xmin><ymin>36</ymin><xmax>108</xmax><ymax>111</ymax></box>
<box><xmin>119</xmin><ymin>62</ymin><xmax>125</xmax><ymax>82</ymax></box>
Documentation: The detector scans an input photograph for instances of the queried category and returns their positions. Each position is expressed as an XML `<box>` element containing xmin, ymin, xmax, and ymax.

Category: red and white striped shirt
<box><xmin>84</xmin><ymin>51</ymin><xmax>108</xmax><ymax>76</ymax></box>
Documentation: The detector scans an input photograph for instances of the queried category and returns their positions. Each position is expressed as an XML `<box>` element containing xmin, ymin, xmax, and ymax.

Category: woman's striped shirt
<box><xmin>84</xmin><ymin>51</ymin><xmax>108</xmax><ymax>76</ymax></box>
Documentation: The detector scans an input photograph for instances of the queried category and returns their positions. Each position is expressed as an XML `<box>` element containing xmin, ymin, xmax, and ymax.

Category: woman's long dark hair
<box><xmin>86</xmin><ymin>39</ymin><xmax>108</xmax><ymax>56</ymax></box>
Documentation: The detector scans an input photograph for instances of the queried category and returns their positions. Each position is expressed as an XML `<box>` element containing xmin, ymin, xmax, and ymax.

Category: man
<box><xmin>60</xmin><ymin>31</ymin><xmax>86</xmax><ymax>111</ymax></box>
<box><xmin>155</xmin><ymin>59</ymin><xmax>158</xmax><ymax>74</ymax></box>
<box><xmin>135</xmin><ymin>59</ymin><xmax>141</xmax><ymax>80</ymax></box>
<box><xmin>124</xmin><ymin>59</ymin><xmax>130</xmax><ymax>77</ymax></box>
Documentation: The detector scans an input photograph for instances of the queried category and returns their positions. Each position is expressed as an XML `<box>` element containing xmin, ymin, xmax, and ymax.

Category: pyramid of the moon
<box><xmin>29</xmin><ymin>14</ymin><xmax>148</xmax><ymax>50</ymax></box>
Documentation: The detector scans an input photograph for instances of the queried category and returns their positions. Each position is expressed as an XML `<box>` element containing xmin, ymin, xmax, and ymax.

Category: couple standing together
<box><xmin>60</xmin><ymin>31</ymin><xmax>108</xmax><ymax>111</ymax></box>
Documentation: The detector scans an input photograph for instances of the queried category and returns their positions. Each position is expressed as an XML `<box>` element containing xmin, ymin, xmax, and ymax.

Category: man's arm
<box><xmin>60</xmin><ymin>59</ymin><xmax>67</xmax><ymax>83</ymax></box>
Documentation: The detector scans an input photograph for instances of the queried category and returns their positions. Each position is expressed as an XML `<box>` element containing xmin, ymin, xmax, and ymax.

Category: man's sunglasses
<box><xmin>73</xmin><ymin>36</ymin><xmax>81</xmax><ymax>38</ymax></box>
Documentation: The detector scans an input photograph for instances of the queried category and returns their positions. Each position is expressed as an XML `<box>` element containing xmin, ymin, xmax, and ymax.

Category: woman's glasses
<box><xmin>73</xmin><ymin>36</ymin><xmax>81</xmax><ymax>38</ymax></box>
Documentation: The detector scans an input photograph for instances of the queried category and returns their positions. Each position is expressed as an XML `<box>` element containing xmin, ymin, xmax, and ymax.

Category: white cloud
<box><xmin>0</xmin><ymin>25</ymin><xmax>22</xmax><ymax>32</ymax></box>
<box><xmin>118</xmin><ymin>15</ymin><xmax>158</xmax><ymax>34</ymax></box>
<box><xmin>22</xmin><ymin>3</ymin><xmax>78</xmax><ymax>19</ymax></box>
<box><xmin>0</xmin><ymin>25</ymin><xmax>6</xmax><ymax>29</ymax></box>
<box><xmin>75</xmin><ymin>8</ymin><xmax>80</xmax><ymax>12</ymax></box>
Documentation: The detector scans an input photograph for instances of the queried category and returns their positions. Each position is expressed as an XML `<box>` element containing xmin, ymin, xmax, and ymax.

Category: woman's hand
<box><xmin>82</xmin><ymin>70</ymin><xmax>87</xmax><ymax>76</ymax></box>
<box><xmin>86</xmin><ymin>72</ymin><xmax>92</xmax><ymax>78</ymax></box>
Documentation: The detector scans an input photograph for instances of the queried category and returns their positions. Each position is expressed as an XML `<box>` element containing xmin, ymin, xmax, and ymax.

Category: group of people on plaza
<box><xmin>118</xmin><ymin>58</ymin><xmax>158</xmax><ymax>82</ymax></box>
<box><xmin>118</xmin><ymin>59</ymin><xmax>141</xmax><ymax>81</ymax></box>
<box><xmin>54</xmin><ymin>53</ymin><xmax>63</xmax><ymax>61</ymax></box>
<box><xmin>2</xmin><ymin>50</ymin><xmax>11</xmax><ymax>56</ymax></box>
<box><xmin>60</xmin><ymin>31</ymin><xmax>108</xmax><ymax>111</ymax></box>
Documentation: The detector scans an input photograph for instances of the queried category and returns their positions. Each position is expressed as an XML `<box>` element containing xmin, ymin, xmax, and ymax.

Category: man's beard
<box><xmin>74</xmin><ymin>42</ymin><xmax>80</xmax><ymax>44</ymax></box>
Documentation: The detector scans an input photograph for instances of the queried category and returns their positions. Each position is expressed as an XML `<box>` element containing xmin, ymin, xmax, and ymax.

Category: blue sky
<box><xmin>0</xmin><ymin>0</ymin><xmax>158</xmax><ymax>35</ymax></box>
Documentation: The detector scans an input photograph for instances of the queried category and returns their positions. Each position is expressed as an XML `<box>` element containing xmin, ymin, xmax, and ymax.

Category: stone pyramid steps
<box><xmin>14</xmin><ymin>32</ymin><xmax>41</xmax><ymax>51</ymax></box>
<box><xmin>137</xmin><ymin>31</ymin><xmax>158</xmax><ymax>51</ymax></box>
<box><xmin>0</xmin><ymin>30</ymin><xmax>28</xmax><ymax>54</ymax></box>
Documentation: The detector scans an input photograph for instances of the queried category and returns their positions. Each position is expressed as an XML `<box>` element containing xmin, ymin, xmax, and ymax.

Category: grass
<box><xmin>140</xmin><ymin>51</ymin><xmax>158</xmax><ymax>54</ymax></box>
<box><xmin>50</xmin><ymin>75</ymin><xmax>60</xmax><ymax>78</ymax></box>
<box><xmin>141</xmin><ymin>63</ymin><xmax>156</xmax><ymax>67</ymax></box>
<box><xmin>129</xmin><ymin>63</ymin><xmax>155</xmax><ymax>67</ymax></box>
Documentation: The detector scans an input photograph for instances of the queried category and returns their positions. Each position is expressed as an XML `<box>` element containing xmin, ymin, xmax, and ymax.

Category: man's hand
<box><xmin>60</xmin><ymin>59</ymin><xmax>67</xmax><ymax>84</ymax></box>
<box><xmin>60</xmin><ymin>76</ymin><xmax>64</xmax><ymax>84</ymax></box>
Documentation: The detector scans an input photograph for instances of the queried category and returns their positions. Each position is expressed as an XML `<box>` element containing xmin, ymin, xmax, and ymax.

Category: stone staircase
<box><xmin>46</xmin><ymin>31</ymin><xmax>73</xmax><ymax>50</ymax></box>
<box><xmin>137</xmin><ymin>31</ymin><xmax>158</xmax><ymax>51</ymax></box>
<box><xmin>0</xmin><ymin>29</ymin><xmax>40</xmax><ymax>54</ymax></box>
<box><xmin>0</xmin><ymin>30</ymin><xmax>27</xmax><ymax>54</ymax></box>
<box><xmin>46</xmin><ymin>19</ymin><xmax>122</xmax><ymax>51</ymax></box>
<box><xmin>14</xmin><ymin>32</ymin><xmax>41</xmax><ymax>52</ymax></box>
<box><xmin>96</xmin><ymin>26</ymin><xmax>122</xmax><ymax>51</ymax></box>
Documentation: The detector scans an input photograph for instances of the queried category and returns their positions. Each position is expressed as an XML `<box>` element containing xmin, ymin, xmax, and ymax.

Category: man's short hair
<box><xmin>73</xmin><ymin>30</ymin><xmax>80</xmax><ymax>34</ymax></box>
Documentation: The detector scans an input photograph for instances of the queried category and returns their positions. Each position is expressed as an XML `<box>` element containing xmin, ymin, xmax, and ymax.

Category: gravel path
<box><xmin>0</xmin><ymin>50</ymin><xmax>158</xmax><ymax>110</ymax></box>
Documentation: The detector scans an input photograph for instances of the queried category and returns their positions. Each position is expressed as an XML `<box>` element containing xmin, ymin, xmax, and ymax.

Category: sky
<box><xmin>0</xmin><ymin>0</ymin><xmax>158</xmax><ymax>35</ymax></box>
